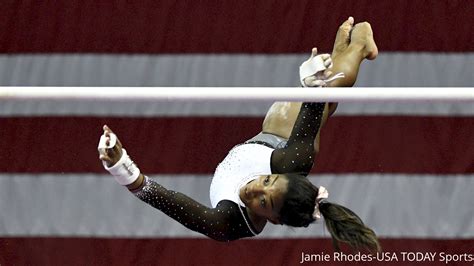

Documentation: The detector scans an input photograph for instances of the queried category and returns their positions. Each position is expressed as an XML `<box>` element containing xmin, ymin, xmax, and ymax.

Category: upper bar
<box><xmin>0</xmin><ymin>87</ymin><xmax>473</xmax><ymax>102</ymax></box>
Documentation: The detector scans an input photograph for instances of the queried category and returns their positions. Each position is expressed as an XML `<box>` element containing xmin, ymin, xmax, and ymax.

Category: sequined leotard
<box><xmin>133</xmin><ymin>102</ymin><xmax>325</xmax><ymax>241</ymax></box>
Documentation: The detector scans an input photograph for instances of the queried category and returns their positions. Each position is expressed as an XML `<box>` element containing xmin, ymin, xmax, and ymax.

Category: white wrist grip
<box><xmin>299</xmin><ymin>54</ymin><xmax>345</xmax><ymax>87</ymax></box>
<box><xmin>98</xmin><ymin>133</ymin><xmax>117</xmax><ymax>150</ymax></box>
<box><xmin>300</xmin><ymin>54</ymin><xmax>329</xmax><ymax>87</ymax></box>
<box><xmin>104</xmin><ymin>148</ymin><xmax>141</xmax><ymax>186</ymax></box>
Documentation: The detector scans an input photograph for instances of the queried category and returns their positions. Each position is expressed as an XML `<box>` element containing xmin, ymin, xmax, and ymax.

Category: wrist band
<box><xmin>104</xmin><ymin>148</ymin><xmax>141</xmax><ymax>186</ymax></box>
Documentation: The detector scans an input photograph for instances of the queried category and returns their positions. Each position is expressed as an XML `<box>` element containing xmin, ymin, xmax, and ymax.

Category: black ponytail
<box><xmin>319</xmin><ymin>201</ymin><xmax>381</xmax><ymax>253</ymax></box>
<box><xmin>279</xmin><ymin>174</ymin><xmax>381</xmax><ymax>253</ymax></box>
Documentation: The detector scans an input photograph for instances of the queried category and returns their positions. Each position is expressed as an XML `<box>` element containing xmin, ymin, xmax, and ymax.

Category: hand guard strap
<box><xmin>299</xmin><ymin>54</ymin><xmax>345</xmax><ymax>87</ymax></box>
<box><xmin>103</xmin><ymin>148</ymin><xmax>141</xmax><ymax>186</ymax></box>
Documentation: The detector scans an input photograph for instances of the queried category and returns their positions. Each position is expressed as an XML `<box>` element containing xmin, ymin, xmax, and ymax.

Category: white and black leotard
<box><xmin>133</xmin><ymin>102</ymin><xmax>325</xmax><ymax>241</ymax></box>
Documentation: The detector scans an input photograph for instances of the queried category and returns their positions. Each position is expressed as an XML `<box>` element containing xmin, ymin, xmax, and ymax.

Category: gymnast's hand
<box><xmin>98</xmin><ymin>125</ymin><xmax>123</xmax><ymax>168</ymax></box>
<box><xmin>302</xmin><ymin>48</ymin><xmax>335</xmax><ymax>87</ymax></box>
<box><xmin>299</xmin><ymin>47</ymin><xmax>347</xmax><ymax>88</ymax></box>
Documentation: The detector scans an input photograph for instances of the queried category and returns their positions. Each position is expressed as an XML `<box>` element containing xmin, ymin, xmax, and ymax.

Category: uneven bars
<box><xmin>0</xmin><ymin>87</ymin><xmax>473</xmax><ymax>102</ymax></box>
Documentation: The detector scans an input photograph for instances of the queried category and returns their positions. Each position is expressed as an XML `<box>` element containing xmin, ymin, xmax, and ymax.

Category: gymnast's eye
<box><xmin>264</xmin><ymin>175</ymin><xmax>270</xmax><ymax>185</ymax></box>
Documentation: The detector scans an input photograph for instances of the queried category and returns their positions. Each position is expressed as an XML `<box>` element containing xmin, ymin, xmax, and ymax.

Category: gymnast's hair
<box><xmin>279</xmin><ymin>173</ymin><xmax>381</xmax><ymax>253</ymax></box>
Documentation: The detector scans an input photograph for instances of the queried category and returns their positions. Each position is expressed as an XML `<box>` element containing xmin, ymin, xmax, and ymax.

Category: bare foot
<box><xmin>351</xmin><ymin>22</ymin><xmax>378</xmax><ymax>60</ymax></box>
<box><xmin>332</xmin><ymin>16</ymin><xmax>354</xmax><ymax>58</ymax></box>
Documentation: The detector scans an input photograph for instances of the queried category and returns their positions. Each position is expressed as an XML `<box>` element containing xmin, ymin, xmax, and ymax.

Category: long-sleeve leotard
<box><xmin>270</xmin><ymin>102</ymin><xmax>326</xmax><ymax>174</ymax></box>
<box><xmin>133</xmin><ymin>177</ymin><xmax>254</xmax><ymax>241</ymax></box>
<box><xmin>133</xmin><ymin>102</ymin><xmax>325</xmax><ymax>241</ymax></box>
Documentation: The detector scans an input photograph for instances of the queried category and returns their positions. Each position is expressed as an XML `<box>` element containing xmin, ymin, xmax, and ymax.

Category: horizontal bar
<box><xmin>1</xmin><ymin>87</ymin><xmax>473</xmax><ymax>102</ymax></box>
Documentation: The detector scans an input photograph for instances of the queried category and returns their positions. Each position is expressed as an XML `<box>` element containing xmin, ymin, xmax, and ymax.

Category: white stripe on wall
<box><xmin>1</xmin><ymin>99</ymin><xmax>473</xmax><ymax>117</ymax></box>
<box><xmin>1</xmin><ymin>53</ymin><xmax>473</xmax><ymax>87</ymax></box>
<box><xmin>1</xmin><ymin>174</ymin><xmax>472</xmax><ymax>238</ymax></box>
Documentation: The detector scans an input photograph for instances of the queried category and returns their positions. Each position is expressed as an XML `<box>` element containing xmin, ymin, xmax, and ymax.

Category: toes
<box><xmin>347</xmin><ymin>16</ymin><xmax>354</xmax><ymax>26</ymax></box>
<box><xmin>340</xmin><ymin>16</ymin><xmax>354</xmax><ymax>31</ymax></box>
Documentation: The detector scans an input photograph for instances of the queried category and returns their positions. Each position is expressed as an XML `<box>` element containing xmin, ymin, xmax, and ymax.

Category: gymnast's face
<box><xmin>239</xmin><ymin>174</ymin><xmax>288</xmax><ymax>224</ymax></box>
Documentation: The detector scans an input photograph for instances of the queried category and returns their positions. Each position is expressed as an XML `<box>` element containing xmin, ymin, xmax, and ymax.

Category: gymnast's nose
<box><xmin>249</xmin><ymin>182</ymin><xmax>269</xmax><ymax>196</ymax></box>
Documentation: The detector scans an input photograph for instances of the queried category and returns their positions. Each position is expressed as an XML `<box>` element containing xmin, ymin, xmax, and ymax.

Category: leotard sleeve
<box><xmin>270</xmin><ymin>102</ymin><xmax>326</xmax><ymax>174</ymax></box>
<box><xmin>133</xmin><ymin>176</ymin><xmax>255</xmax><ymax>241</ymax></box>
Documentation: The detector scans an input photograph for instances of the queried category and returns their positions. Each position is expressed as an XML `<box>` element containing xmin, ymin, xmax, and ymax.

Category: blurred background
<box><xmin>0</xmin><ymin>1</ymin><xmax>473</xmax><ymax>265</ymax></box>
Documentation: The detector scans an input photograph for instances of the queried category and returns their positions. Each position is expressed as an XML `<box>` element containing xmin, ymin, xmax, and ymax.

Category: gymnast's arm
<box><xmin>270</xmin><ymin>102</ymin><xmax>326</xmax><ymax>174</ymax></box>
<box><xmin>269</xmin><ymin>50</ymin><xmax>337</xmax><ymax>174</ymax></box>
<box><xmin>127</xmin><ymin>174</ymin><xmax>254</xmax><ymax>241</ymax></box>
<box><xmin>99</xmin><ymin>126</ymin><xmax>253</xmax><ymax>242</ymax></box>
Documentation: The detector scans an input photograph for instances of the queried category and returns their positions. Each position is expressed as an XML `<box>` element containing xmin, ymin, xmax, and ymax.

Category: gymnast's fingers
<box><xmin>103</xmin><ymin>124</ymin><xmax>113</xmax><ymax>133</ymax></box>
<box><xmin>309</xmin><ymin>47</ymin><xmax>318</xmax><ymax>60</ymax></box>
<box><xmin>311</xmin><ymin>79</ymin><xmax>326</xmax><ymax>87</ymax></box>
<box><xmin>304</xmin><ymin>76</ymin><xmax>326</xmax><ymax>87</ymax></box>
<box><xmin>99</xmin><ymin>153</ymin><xmax>111</xmax><ymax>163</ymax></box>
<box><xmin>324</xmin><ymin>70</ymin><xmax>333</xmax><ymax>79</ymax></box>
<box><xmin>319</xmin><ymin>53</ymin><xmax>330</xmax><ymax>61</ymax></box>
<box><xmin>316</xmin><ymin>53</ymin><xmax>332</xmax><ymax>68</ymax></box>
<box><xmin>312</xmin><ymin>47</ymin><xmax>318</xmax><ymax>57</ymax></box>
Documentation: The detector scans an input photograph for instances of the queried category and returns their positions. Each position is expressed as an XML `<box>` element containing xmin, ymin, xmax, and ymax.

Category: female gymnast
<box><xmin>98</xmin><ymin>17</ymin><xmax>380</xmax><ymax>252</ymax></box>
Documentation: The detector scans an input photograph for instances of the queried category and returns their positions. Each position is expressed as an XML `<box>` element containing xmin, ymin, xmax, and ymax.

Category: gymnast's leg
<box><xmin>328</xmin><ymin>20</ymin><xmax>378</xmax><ymax>88</ymax></box>
<box><xmin>260</xmin><ymin>18</ymin><xmax>378</xmax><ymax>155</ymax></box>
